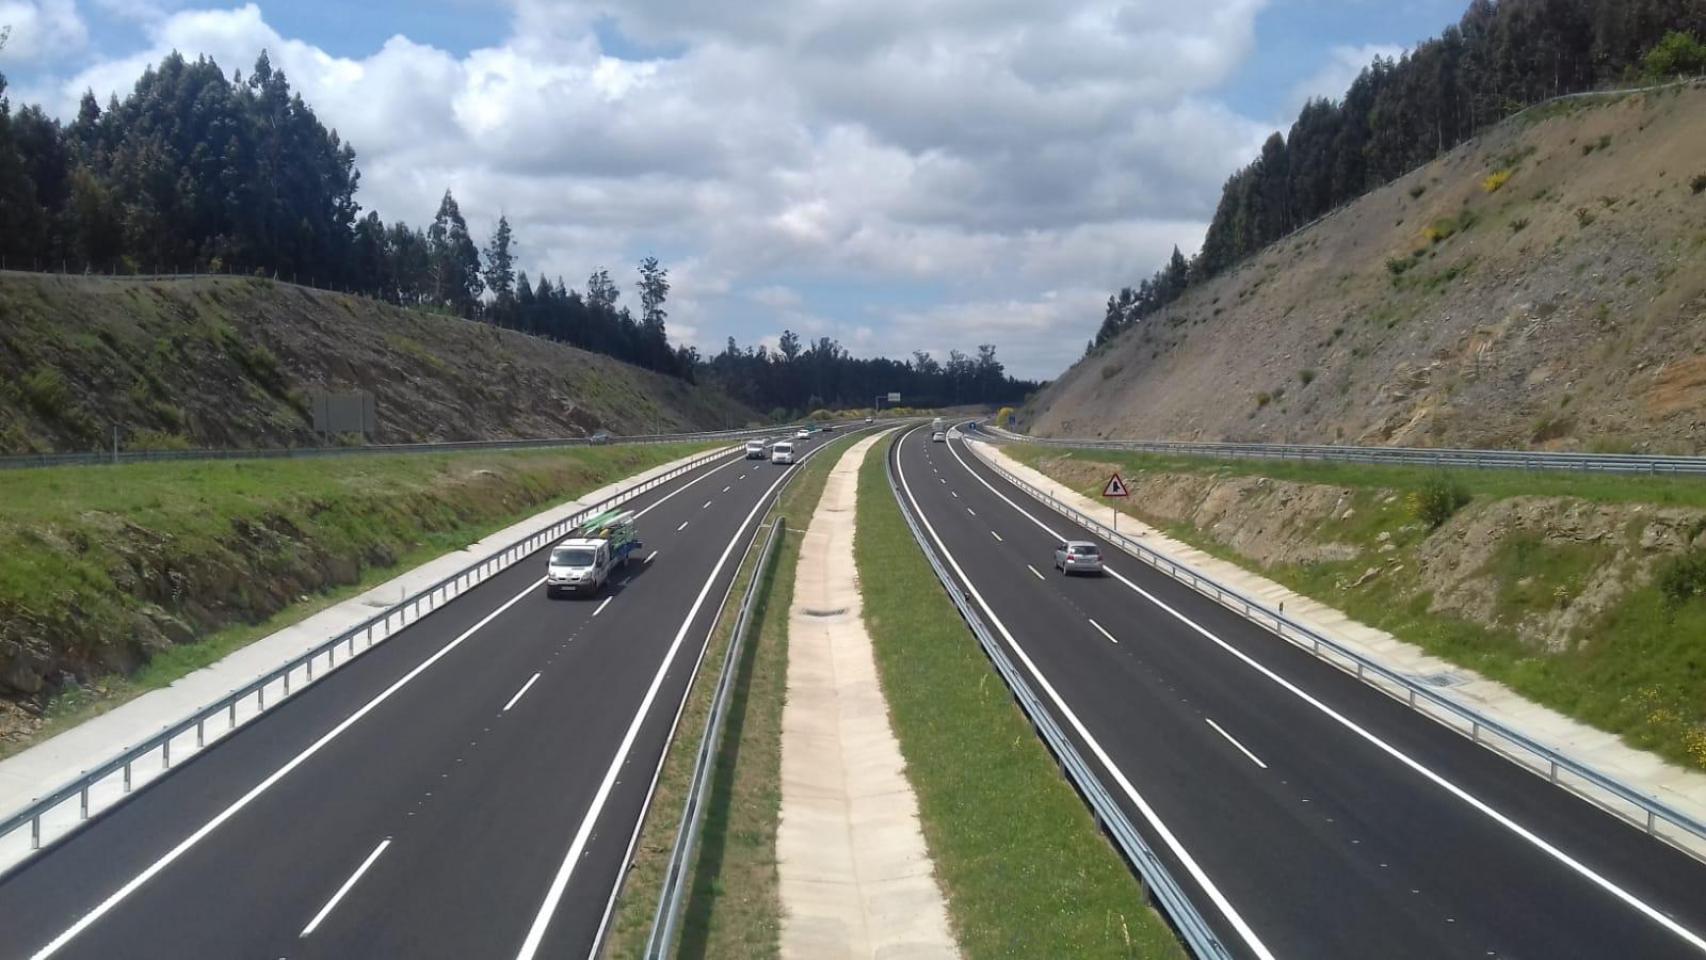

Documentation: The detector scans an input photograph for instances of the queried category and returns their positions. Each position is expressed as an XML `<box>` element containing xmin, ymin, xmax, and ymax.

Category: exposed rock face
<box><xmin>1035</xmin><ymin>454</ymin><xmax>1706</xmax><ymax>652</ymax></box>
<box><xmin>1028</xmin><ymin>87</ymin><xmax>1706</xmax><ymax>455</ymax></box>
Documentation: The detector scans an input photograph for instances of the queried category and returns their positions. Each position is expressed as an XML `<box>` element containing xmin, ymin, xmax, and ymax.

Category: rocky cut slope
<box><xmin>1028</xmin><ymin>84</ymin><xmax>1706</xmax><ymax>452</ymax></box>
<box><xmin>0</xmin><ymin>274</ymin><xmax>755</xmax><ymax>453</ymax></box>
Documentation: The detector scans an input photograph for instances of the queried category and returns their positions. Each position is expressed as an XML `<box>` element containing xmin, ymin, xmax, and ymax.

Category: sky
<box><xmin>0</xmin><ymin>0</ymin><xmax>1470</xmax><ymax>379</ymax></box>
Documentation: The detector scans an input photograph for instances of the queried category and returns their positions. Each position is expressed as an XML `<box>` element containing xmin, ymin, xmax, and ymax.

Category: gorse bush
<box><xmin>1411</xmin><ymin>474</ymin><xmax>1471</xmax><ymax>529</ymax></box>
<box><xmin>1482</xmin><ymin>169</ymin><xmax>1514</xmax><ymax>193</ymax></box>
<box><xmin>1643</xmin><ymin>31</ymin><xmax>1706</xmax><ymax>80</ymax></box>
<box><xmin>1658</xmin><ymin>549</ymin><xmax>1706</xmax><ymax>608</ymax></box>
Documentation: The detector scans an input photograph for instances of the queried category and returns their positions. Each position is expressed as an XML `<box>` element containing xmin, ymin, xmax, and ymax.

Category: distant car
<box><xmin>771</xmin><ymin>441</ymin><xmax>795</xmax><ymax>465</ymax></box>
<box><xmin>865</xmin><ymin>416</ymin><xmax>874</xmax><ymax>423</ymax></box>
<box><xmin>821</xmin><ymin>423</ymin><xmax>835</xmax><ymax>432</ymax></box>
<box><xmin>589</xmin><ymin>431</ymin><xmax>612</xmax><ymax>445</ymax></box>
<box><xmin>1053</xmin><ymin>541</ymin><xmax>1104</xmax><ymax>576</ymax></box>
<box><xmin>931</xmin><ymin>431</ymin><xmax>946</xmax><ymax>443</ymax></box>
<box><xmin>745</xmin><ymin>440</ymin><xmax>767</xmax><ymax>459</ymax></box>
<box><xmin>795</xmin><ymin>429</ymin><xmax>811</xmax><ymax>440</ymax></box>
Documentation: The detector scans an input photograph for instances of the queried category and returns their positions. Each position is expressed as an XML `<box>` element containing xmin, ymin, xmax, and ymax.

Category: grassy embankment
<box><xmin>1007</xmin><ymin>444</ymin><xmax>1706</xmax><ymax>770</ymax></box>
<box><xmin>0</xmin><ymin>442</ymin><xmax>718</xmax><ymax>756</ymax></box>
<box><xmin>603</xmin><ymin>428</ymin><xmax>875</xmax><ymax>959</ymax></box>
<box><xmin>855</xmin><ymin>441</ymin><xmax>1186</xmax><ymax>958</ymax></box>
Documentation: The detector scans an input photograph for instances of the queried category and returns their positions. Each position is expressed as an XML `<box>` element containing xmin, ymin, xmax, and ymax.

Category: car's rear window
<box><xmin>1070</xmin><ymin>545</ymin><xmax>1099</xmax><ymax>557</ymax></box>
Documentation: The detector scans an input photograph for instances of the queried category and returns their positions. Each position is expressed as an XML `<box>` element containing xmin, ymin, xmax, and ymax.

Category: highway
<box><xmin>0</xmin><ymin>431</ymin><xmax>846</xmax><ymax>960</ymax></box>
<box><xmin>891</xmin><ymin>424</ymin><xmax>1706</xmax><ymax>960</ymax></box>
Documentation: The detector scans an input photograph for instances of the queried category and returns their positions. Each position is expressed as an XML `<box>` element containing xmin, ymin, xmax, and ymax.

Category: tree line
<box><xmin>703</xmin><ymin>336</ymin><xmax>1035</xmax><ymax>417</ymax></box>
<box><xmin>1093</xmin><ymin>0</ymin><xmax>1706</xmax><ymax>352</ymax></box>
<box><xmin>0</xmin><ymin>50</ymin><xmax>701</xmax><ymax>377</ymax></box>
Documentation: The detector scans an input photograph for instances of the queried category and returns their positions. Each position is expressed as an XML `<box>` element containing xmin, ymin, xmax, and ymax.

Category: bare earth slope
<box><xmin>1029</xmin><ymin>85</ymin><xmax>1706</xmax><ymax>452</ymax></box>
<box><xmin>0</xmin><ymin>274</ymin><xmax>753</xmax><ymax>453</ymax></box>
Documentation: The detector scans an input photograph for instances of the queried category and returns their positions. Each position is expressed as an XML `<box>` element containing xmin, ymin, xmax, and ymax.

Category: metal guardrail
<box><xmin>0</xmin><ymin>422</ymin><xmax>869</xmax><ymax>471</ymax></box>
<box><xmin>960</xmin><ymin>435</ymin><xmax>1706</xmax><ymax>857</ymax></box>
<box><xmin>977</xmin><ymin>425</ymin><xmax>1706</xmax><ymax>476</ymax></box>
<box><xmin>0</xmin><ymin>443</ymin><xmax>749</xmax><ymax>871</ymax></box>
<box><xmin>643</xmin><ymin>517</ymin><xmax>786</xmax><ymax>959</ymax></box>
<box><xmin>886</xmin><ymin>432</ymin><xmax>1233</xmax><ymax>960</ymax></box>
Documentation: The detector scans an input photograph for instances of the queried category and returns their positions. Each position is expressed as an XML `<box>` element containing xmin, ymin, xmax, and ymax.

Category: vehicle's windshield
<box><xmin>551</xmin><ymin>548</ymin><xmax>595</xmax><ymax>567</ymax></box>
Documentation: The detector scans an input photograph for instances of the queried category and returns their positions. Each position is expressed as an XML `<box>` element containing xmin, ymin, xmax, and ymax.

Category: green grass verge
<box><xmin>1009</xmin><ymin>443</ymin><xmax>1706</xmax><ymax>771</ymax></box>
<box><xmin>855</xmin><ymin>440</ymin><xmax>1187</xmax><ymax>959</ymax></box>
<box><xmin>0</xmin><ymin>442</ymin><xmax>720</xmax><ymax>755</ymax></box>
<box><xmin>1005</xmin><ymin>444</ymin><xmax>1706</xmax><ymax>509</ymax></box>
<box><xmin>602</xmin><ymin>428</ymin><xmax>876</xmax><ymax>959</ymax></box>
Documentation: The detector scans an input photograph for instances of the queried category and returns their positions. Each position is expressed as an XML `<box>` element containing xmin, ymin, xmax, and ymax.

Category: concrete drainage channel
<box><xmin>0</xmin><ymin>444</ymin><xmax>746</xmax><ymax>876</ymax></box>
<box><xmin>961</xmin><ymin>435</ymin><xmax>1706</xmax><ymax>862</ymax></box>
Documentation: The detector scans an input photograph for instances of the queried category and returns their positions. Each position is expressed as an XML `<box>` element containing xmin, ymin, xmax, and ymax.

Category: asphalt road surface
<box><xmin>0</xmin><ymin>431</ymin><xmax>852</xmax><ymax>960</ymax></box>
<box><xmin>891</xmin><ymin>423</ymin><xmax>1706</xmax><ymax>960</ymax></box>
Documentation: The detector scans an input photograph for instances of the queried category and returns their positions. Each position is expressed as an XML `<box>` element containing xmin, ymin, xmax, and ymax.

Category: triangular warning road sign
<box><xmin>1101</xmin><ymin>473</ymin><xmax>1130</xmax><ymax>498</ymax></box>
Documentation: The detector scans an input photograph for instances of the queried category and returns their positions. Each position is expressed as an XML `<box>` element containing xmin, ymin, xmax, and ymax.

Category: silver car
<box><xmin>1053</xmin><ymin>541</ymin><xmax>1104</xmax><ymax>576</ymax></box>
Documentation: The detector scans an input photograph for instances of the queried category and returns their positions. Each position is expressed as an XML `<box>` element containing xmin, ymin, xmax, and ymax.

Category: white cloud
<box><xmin>23</xmin><ymin>0</ymin><xmax>1276</xmax><ymax>381</ymax></box>
<box><xmin>1285</xmin><ymin>42</ymin><xmax>1405</xmax><ymax>117</ymax></box>
<box><xmin>0</xmin><ymin>0</ymin><xmax>88</xmax><ymax>63</ymax></box>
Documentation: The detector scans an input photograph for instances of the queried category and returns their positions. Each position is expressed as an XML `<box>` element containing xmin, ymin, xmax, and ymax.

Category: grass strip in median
<box><xmin>603</xmin><ymin>429</ymin><xmax>872</xmax><ymax>959</ymax></box>
<box><xmin>854</xmin><ymin>439</ymin><xmax>1186</xmax><ymax>959</ymax></box>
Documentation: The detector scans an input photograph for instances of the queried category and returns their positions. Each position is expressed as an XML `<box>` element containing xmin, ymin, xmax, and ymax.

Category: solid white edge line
<box><xmin>945</xmin><ymin>434</ymin><xmax>1706</xmax><ymax>954</ymax></box>
<box><xmin>27</xmin><ymin>450</ymin><xmax>746</xmax><ymax>960</ymax></box>
<box><xmin>27</xmin><ymin>577</ymin><xmax>547</xmax><ymax>960</ymax></box>
<box><xmin>1205</xmin><ymin>718</ymin><xmax>1268</xmax><ymax>770</ymax></box>
<box><xmin>514</xmin><ymin>434</ymin><xmax>846</xmax><ymax>960</ymax></box>
<box><xmin>1027</xmin><ymin>565</ymin><xmax>1045</xmax><ymax>581</ymax></box>
<box><xmin>1087</xmin><ymin>618</ymin><xmax>1118</xmax><ymax>645</ymax></box>
<box><xmin>300</xmin><ymin>838</ymin><xmax>391</xmax><ymax>938</ymax></box>
<box><xmin>592</xmin><ymin>597</ymin><xmax>613</xmax><ymax>618</ymax></box>
<box><xmin>579</xmin><ymin>429</ymin><xmax>882</xmax><ymax>957</ymax></box>
<box><xmin>503</xmin><ymin>673</ymin><xmax>543</xmax><ymax>713</ymax></box>
<box><xmin>895</xmin><ymin>427</ymin><xmax>1277</xmax><ymax>960</ymax></box>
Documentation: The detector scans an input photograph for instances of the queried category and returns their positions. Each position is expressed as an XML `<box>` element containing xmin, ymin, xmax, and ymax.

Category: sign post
<box><xmin>1101</xmin><ymin>472</ymin><xmax>1129</xmax><ymax>534</ymax></box>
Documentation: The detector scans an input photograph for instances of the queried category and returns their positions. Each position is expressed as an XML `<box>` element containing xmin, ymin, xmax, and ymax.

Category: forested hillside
<box><xmin>1027</xmin><ymin>84</ymin><xmax>1706</xmax><ymax>451</ymax></box>
<box><xmin>0</xmin><ymin>47</ymin><xmax>1038</xmax><ymax>413</ymax></box>
<box><xmin>1090</xmin><ymin>0</ymin><xmax>1706</xmax><ymax>349</ymax></box>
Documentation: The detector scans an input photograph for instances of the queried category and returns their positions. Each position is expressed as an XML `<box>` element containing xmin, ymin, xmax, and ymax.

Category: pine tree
<box><xmin>483</xmin><ymin>215</ymin><xmax>516</xmax><ymax>305</ymax></box>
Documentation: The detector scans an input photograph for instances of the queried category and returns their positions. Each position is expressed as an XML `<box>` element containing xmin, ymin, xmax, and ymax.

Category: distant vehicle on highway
<box><xmin>745</xmin><ymin>440</ymin><xmax>768</xmax><ymax>459</ymax></box>
<box><xmin>795</xmin><ymin>429</ymin><xmax>811</xmax><ymax>440</ymax></box>
<box><xmin>771</xmin><ymin>441</ymin><xmax>795</xmax><ymax>465</ymax></box>
<box><xmin>1053</xmin><ymin>541</ymin><xmax>1103</xmax><ymax>576</ymax></box>
<box><xmin>931</xmin><ymin>417</ymin><xmax>946</xmax><ymax>433</ymax></box>
<box><xmin>547</xmin><ymin>509</ymin><xmax>640</xmax><ymax>597</ymax></box>
<box><xmin>589</xmin><ymin>431</ymin><xmax>612</xmax><ymax>445</ymax></box>
<box><xmin>821</xmin><ymin>423</ymin><xmax>836</xmax><ymax>432</ymax></box>
<box><xmin>931</xmin><ymin>430</ymin><xmax>946</xmax><ymax>443</ymax></box>
<box><xmin>865</xmin><ymin>416</ymin><xmax>874</xmax><ymax>423</ymax></box>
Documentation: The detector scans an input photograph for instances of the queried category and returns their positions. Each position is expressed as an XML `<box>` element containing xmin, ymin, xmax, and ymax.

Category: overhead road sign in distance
<box><xmin>888</xmin><ymin>392</ymin><xmax>902</xmax><ymax>402</ymax></box>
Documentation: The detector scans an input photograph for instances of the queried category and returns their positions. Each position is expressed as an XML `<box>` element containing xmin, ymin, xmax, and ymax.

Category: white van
<box><xmin>745</xmin><ymin>440</ymin><xmax>768</xmax><ymax>459</ymax></box>
<box><xmin>770</xmin><ymin>441</ymin><xmax>795</xmax><ymax>465</ymax></box>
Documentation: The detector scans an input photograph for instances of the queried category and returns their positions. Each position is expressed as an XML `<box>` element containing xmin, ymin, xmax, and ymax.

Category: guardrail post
<box><xmin>80</xmin><ymin>785</ymin><xmax>89</xmax><ymax>819</ymax></box>
<box><xmin>31</xmin><ymin>816</ymin><xmax>40</xmax><ymax>849</ymax></box>
<box><xmin>196</xmin><ymin>718</ymin><xmax>205</xmax><ymax>747</ymax></box>
<box><xmin>124</xmin><ymin>761</ymin><xmax>132</xmax><ymax>792</ymax></box>
<box><xmin>162</xmin><ymin>738</ymin><xmax>171</xmax><ymax>769</ymax></box>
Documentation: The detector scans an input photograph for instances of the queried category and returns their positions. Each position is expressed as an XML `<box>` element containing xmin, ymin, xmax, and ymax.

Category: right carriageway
<box><xmin>889</xmin><ymin>423</ymin><xmax>1706</xmax><ymax>960</ymax></box>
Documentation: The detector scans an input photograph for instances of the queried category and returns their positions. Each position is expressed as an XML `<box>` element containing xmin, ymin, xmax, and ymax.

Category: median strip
<box><xmin>855</xmin><ymin>438</ymin><xmax>1187</xmax><ymax>959</ymax></box>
